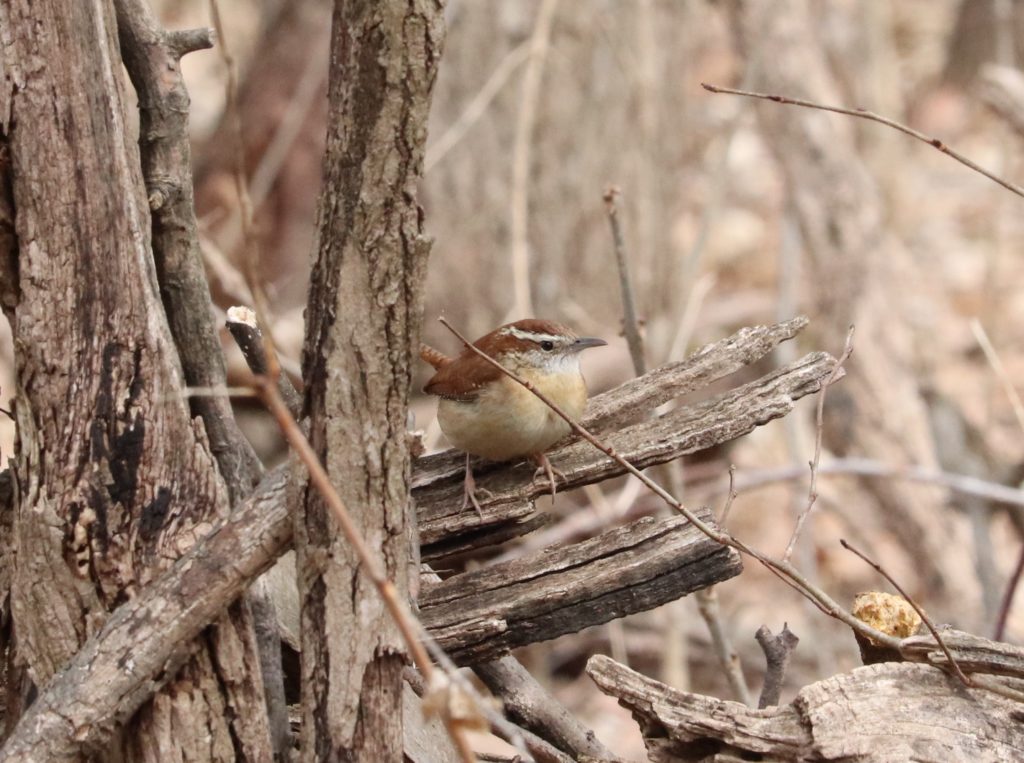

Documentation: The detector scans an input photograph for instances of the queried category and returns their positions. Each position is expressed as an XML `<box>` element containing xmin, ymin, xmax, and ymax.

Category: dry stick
<box><xmin>839</xmin><ymin>539</ymin><xmax>970</xmax><ymax>686</ymax></box>
<box><xmin>606</xmin><ymin>185</ymin><xmax>747</xmax><ymax>703</ymax></box>
<box><xmin>754</xmin><ymin>624</ymin><xmax>799</xmax><ymax>708</ymax></box>
<box><xmin>254</xmin><ymin>379</ymin><xmax>479</xmax><ymax>763</ymax></box>
<box><xmin>971</xmin><ymin>319</ymin><xmax>1024</xmax><ymax>440</ymax></box>
<box><xmin>226</xmin><ymin>306</ymin><xmax>303</xmax><ymax>418</ymax></box>
<box><xmin>603</xmin><ymin>186</ymin><xmax>646</xmax><ymax>375</ymax></box>
<box><xmin>510</xmin><ymin>0</ymin><xmax>559</xmax><ymax>319</ymax></box>
<box><xmin>695</xmin><ymin>587</ymin><xmax>752</xmax><ymax>707</ymax></box>
<box><xmin>207</xmin><ymin>0</ymin><xmax>281</xmax><ymax>380</ymax></box>
<box><xmin>994</xmin><ymin>543</ymin><xmax>1024</xmax><ymax>641</ymax></box>
<box><xmin>701</xmin><ymin>83</ymin><xmax>1024</xmax><ymax>200</ymax></box>
<box><xmin>603</xmin><ymin>190</ymin><xmax>750</xmax><ymax>701</ymax></box>
<box><xmin>783</xmin><ymin>326</ymin><xmax>855</xmax><ymax>563</ymax></box>
<box><xmin>437</xmin><ymin>318</ymin><xmax>909</xmax><ymax>656</ymax></box>
<box><xmin>717</xmin><ymin>464</ymin><xmax>738</xmax><ymax>527</ymax></box>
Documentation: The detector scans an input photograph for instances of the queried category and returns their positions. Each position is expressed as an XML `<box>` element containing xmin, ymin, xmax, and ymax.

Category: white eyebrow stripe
<box><xmin>500</xmin><ymin>327</ymin><xmax>568</xmax><ymax>344</ymax></box>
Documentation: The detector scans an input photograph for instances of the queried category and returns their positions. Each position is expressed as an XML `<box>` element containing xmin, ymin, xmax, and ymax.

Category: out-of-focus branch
<box><xmin>510</xmin><ymin>0</ymin><xmax>559</xmax><ymax>318</ymax></box>
<box><xmin>783</xmin><ymin>327</ymin><xmax>854</xmax><ymax>562</ymax></box>
<box><xmin>702</xmin><ymin>82</ymin><xmax>1024</xmax><ymax>199</ymax></box>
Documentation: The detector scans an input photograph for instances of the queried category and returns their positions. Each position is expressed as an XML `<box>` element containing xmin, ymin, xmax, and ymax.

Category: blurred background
<box><xmin>4</xmin><ymin>0</ymin><xmax>1024</xmax><ymax>757</ymax></box>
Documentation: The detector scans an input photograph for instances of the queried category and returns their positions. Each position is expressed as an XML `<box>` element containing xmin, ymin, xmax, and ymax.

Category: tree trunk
<box><xmin>293</xmin><ymin>1</ymin><xmax>444</xmax><ymax>760</ymax></box>
<box><xmin>0</xmin><ymin>1</ymin><xmax>271</xmax><ymax>759</ymax></box>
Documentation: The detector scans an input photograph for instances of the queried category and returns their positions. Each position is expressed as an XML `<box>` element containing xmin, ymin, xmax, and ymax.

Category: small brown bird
<box><xmin>421</xmin><ymin>319</ymin><xmax>607</xmax><ymax>514</ymax></box>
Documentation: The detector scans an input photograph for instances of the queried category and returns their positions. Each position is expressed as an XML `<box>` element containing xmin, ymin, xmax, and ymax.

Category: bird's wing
<box><xmin>423</xmin><ymin>351</ymin><xmax>502</xmax><ymax>402</ymax></box>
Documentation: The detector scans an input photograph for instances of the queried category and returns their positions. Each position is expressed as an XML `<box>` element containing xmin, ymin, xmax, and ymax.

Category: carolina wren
<box><xmin>421</xmin><ymin>319</ymin><xmax>607</xmax><ymax>514</ymax></box>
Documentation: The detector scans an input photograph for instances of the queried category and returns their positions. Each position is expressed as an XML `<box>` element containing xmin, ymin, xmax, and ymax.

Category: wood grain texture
<box><xmin>588</xmin><ymin>655</ymin><xmax>1024</xmax><ymax>762</ymax></box>
<box><xmin>420</xmin><ymin>513</ymin><xmax>743</xmax><ymax>664</ymax></box>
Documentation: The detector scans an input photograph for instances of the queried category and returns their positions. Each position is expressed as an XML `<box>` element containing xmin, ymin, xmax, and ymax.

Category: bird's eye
<box><xmin>540</xmin><ymin>340</ymin><xmax>554</xmax><ymax>351</ymax></box>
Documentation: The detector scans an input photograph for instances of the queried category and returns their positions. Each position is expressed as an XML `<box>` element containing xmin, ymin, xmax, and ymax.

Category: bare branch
<box><xmin>114</xmin><ymin>0</ymin><xmax>262</xmax><ymax>502</ymax></box>
<box><xmin>702</xmin><ymin>82</ymin><xmax>1024</xmax><ymax>199</ymax></box>
<box><xmin>994</xmin><ymin>543</ymin><xmax>1024</xmax><ymax>641</ymax></box>
<box><xmin>783</xmin><ymin>326</ymin><xmax>854</xmax><ymax>562</ymax></box>
<box><xmin>603</xmin><ymin>186</ymin><xmax>646</xmax><ymax>374</ymax></box>
<box><xmin>510</xmin><ymin>0</ymin><xmax>559</xmax><ymax>318</ymax></box>
<box><xmin>0</xmin><ymin>469</ymin><xmax>291</xmax><ymax>763</ymax></box>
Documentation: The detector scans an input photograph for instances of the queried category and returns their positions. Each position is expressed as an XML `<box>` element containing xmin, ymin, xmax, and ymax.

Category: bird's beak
<box><xmin>571</xmin><ymin>336</ymin><xmax>608</xmax><ymax>351</ymax></box>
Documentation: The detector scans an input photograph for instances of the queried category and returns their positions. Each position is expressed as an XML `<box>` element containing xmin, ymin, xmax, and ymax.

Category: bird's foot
<box><xmin>531</xmin><ymin>452</ymin><xmax>566</xmax><ymax>500</ymax></box>
<box><xmin>462</xmin><ymin>457</ymin><xmax>493</xmax><ymax>518</ymax></box>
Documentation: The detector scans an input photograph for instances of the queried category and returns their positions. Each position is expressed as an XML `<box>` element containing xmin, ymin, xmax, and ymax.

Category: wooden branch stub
<box><xmin>420</xmin><ymin>513</ymin><xmax>742</xmax><ymax>665</ymax></box>
<box><xmin>587</xmin><ymin>655</ymin><xmax>1024</xmax><ymax>762</ymax></box>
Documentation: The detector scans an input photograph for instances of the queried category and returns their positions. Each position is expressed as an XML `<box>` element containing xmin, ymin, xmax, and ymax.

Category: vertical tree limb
<box><xmin>295</xmin><ymin>2</ymin><xmax>445</xmax><ymax>759</ymax></box>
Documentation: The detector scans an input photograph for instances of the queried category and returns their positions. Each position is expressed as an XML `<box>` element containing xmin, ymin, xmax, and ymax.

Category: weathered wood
<box><xmin>114</xmin><ymin>3</ymin><xmax>283</xmax><ymax>754</ymax></box>
<box><xmin>900</xmin><ymin>628</ymin><xmax>1024</xmax><ymax>679</ymax></box>
<box><xmin>588</xmin><ymin>655</ymin><xmax>1024</xmax><ymax>762</ymax></box>
<box><xmin>421</xmin><ymin>514</ymin><xmax>742</xmax><ymax>664</ymax></box>
<box><xmin>0</xmin><ymin>469</ymin><xmax>290</xmax><ymax>763</ymax></box>
<box><xmin>417</xmin><ymin>350</ymin><xmax>839</xmax><ymax>556</ymax></box>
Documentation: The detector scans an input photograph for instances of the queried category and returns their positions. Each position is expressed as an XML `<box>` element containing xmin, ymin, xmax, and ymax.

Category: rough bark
<box><xmin>0</xmin><ymin>470</ymin><xmax>289</xmax><ymax>763</ymax></box>
<box><xmin>293</xmin><ymin>1</ymin><xmax>444</xmax><ymax>759</ymax></box>
<box><xmin>0</xmin><ymin>0</ymin><xmax>270</xmax><ymax>758</ymax></box>
<box><xmin>587</xmin><ymin>655</ymin><xmax>1024</xmax><ymax>762</ymax></box>
<box><xmin>114</xmin><ymin>1</ymin><xmax>286</xmax><ymax>754</ymax></box>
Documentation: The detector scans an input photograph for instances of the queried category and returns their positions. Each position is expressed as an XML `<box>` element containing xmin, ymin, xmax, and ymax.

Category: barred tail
<box><xmin>419</xmin><ymin>344</ymin><xmax>450</xmax><ymax>370</ymax></box>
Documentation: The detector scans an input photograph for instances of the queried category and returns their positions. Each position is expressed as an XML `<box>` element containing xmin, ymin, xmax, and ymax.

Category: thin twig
<box><xmin>994</xmin><ymin>542</ymin><xmax>1024</xmax><ymax>641</ymax></box>
<box><xmin>695</xmin><ymin>588</ymin><xmax>751</xmax><ymax>706</ymax></box>
<box><xmin>839</xmin><ymin>538</ymin><xmax>970</xmax><ymax>686</ymax></box>
<box><xmin>701</xmin><ymin>82</ymin><xmax>1024</xmax><ymax>199</ymax></box>
<box><xmin>717</xmin><ymin>464</ymin><xmax>738</xmax><ymax>527</ymax></box>
<box><xmin>437</xmin><ymin>317</ymin><xmax>905</xmax><ymax>654</ymax></box>
<box><xmin>254</xmin><ymin>380</ymin><xmax>478</xmax><ymax>762</ymax></box>
<box><xmin>509</xmin><ymin>0</ymin><xmax>559</xmax><ymax>319</ymax></box>
<box><xmin>970</xmin><ymin>319</ymin><xmax>1024</xmax><ymax>436</ymax></box>
<box><xmin>604</xmin><ymin>186</ymin><xmax>646</xmax><ymax>375</ymax></box>
<box><xmin>702</xmin><ymin>457</ymin><xmax>1024</xmax><ymax>511</ymax></box>
<box><xmin>783</xmin><ymin>326</ymin><xmax>855</xmax><ymax>562</ymax></box>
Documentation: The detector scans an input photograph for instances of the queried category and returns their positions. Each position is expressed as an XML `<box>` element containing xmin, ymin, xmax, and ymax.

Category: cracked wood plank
<box><xmin>420</xmin><ymin>512</ymin><xmax>742</xmax><ymax>664</ymax></box>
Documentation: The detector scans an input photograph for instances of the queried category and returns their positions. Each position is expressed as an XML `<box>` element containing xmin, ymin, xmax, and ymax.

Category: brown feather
<box><xmin>424</xmin><ymin>352</ymin><xmax>502</xmax><ymax>401</ymax></box>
